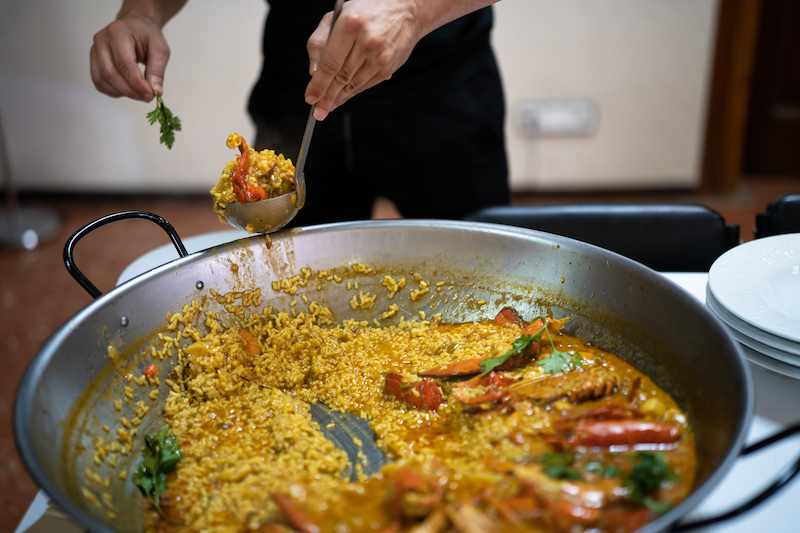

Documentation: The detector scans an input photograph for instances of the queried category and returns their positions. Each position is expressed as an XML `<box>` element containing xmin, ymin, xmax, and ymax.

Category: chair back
<box><xmin>755</xmin><ymin>193</ymin><xmax>800</xmax><ymax>238</ymax></box>
<box><xmin>464</xmin><ymin>204</ymin><xmax>740</xmax><ymax>272</ymax></box>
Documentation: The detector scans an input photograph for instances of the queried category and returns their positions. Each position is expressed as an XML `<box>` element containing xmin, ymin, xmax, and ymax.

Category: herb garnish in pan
<box><xmin>133</xmin><ymin>425</ymin><xmax>184</xmax><ymax>525</ymax></box>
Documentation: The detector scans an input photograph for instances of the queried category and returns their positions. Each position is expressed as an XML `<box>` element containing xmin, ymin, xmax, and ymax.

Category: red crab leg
<box><xmin>570</xmin><ymin>420</ymin><xmax>681</xmax><ymax>447</ymax></box>
<box><xmin>419</xmin><ymin>358</ymin><xmax>486</xmax><ymax>377</ymax></box>
<box><xmin>453</xmin><ymin>372</ymin><xmax>517</xmax><ymax>405</ymax></box>
<box><xmin>230</xmin><ymin>137</ymin><xmax>268</xmax><ymax>204</ymax></box>
<box><xmin>270</xmin><ymin>493</ymin><xmax>321</xmax><ymax>533</ymax></box>
<box><xmin>494</xmin><ymin>307</ymin><xmax>522</xmax><ymax>326</ymax></box>
<box><xmin>554</xmin><ymin>405</ymin><xmax>643</xmax><ymax>430</ymax></box>
<box><xmin>385</xmin><ymin>372</ymin><xmax>445</xmax><ymax>411</ymax></box>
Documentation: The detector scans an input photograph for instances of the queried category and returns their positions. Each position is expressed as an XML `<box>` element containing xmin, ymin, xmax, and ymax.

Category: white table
<box><xmin>14</xmin><ymin>238</ymin><xmax>800</xmax><ymax>533</ymax></box>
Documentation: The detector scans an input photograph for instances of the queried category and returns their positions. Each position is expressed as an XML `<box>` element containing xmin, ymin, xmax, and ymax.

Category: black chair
<box><xmin>754</xmin><ymin>193</ymin><xmax>800</xmax><ymax>238</ymax></box>
<box><xmin>464</xmin><ymin>204</ymin><xmax>740</xmax><ymax>272</ymax></box>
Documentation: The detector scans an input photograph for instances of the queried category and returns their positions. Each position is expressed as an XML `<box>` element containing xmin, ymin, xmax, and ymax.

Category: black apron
<box><xmin>248</xmin><ymin>2</ymin><xmax>509</xmax><ymax>224</ymax></box>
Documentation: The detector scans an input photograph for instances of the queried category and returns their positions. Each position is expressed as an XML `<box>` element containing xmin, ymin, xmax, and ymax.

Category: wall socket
<box><xmin>513</xmin><ymin>98</ymin><xmax>599</xmax><ymax>139</ymax></box>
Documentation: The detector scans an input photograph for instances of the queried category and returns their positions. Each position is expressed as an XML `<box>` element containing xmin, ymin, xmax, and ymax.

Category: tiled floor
<box><xmin>1</xmin><ymin>175</ymin><xmax>798</xmax><ymax>532</ymax></box>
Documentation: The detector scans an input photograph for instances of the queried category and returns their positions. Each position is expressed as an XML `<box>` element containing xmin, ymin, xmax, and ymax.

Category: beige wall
<box><xmin>0</xmin><ymin>0</ymin><xmax>717</xmax><ymax>193</ymax></box>
<box><xmin>0</xmin><ymin>0</ymin><xmax>266</xmax><ymax>193</ymax></box>
<box><xmin>493</xmin><ymin>0</ymin><xmax>719</xmax><ymax>191</ymax></box>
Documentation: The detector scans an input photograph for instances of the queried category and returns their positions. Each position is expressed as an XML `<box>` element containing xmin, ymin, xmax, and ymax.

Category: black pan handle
<box><xmin>64</xmin><ymin>211</ymin><xmax>188</xmax><ymax>299</ymax></box>
<box><xmin>671</xmin><ymin>422</ymin><xmax>800</xmax><ymax>531</ymax></box>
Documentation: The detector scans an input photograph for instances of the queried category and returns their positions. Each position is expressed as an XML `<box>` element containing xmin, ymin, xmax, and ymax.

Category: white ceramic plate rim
<box><xmin>738</xmin><ymin>342</ymin><xmax>800</xmax><ymax>380</ymax></box>
<box><xmin>706</xmin><ymin>287</ymin><xmax>800</xmax><ymax>356</ymax></box>
<box><xmin>707</xmin><ymin>300</ymin><xmax>800</xmax><ymax>366</ymax></box>
<box><xmin>117</xmin><ymin>229</ymin><xmax>249</xmax><ymax>286</ymax></box>
<box><xmin>708</xmin><ymin>233</ymin><xmax>800</xmax><ymax>343</ymax></box>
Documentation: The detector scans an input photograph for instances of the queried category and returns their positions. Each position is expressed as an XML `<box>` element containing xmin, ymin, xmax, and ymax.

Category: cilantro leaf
<box><xmin>480</xmin><ymin>314</ymin><xmax>581</xmax><ymax>376</ymax></box>
<box><xmin>479</xmin><ymin>333</ymin><xmax>539</xmax><ymax>376</ymax></box>
<box><xmin>133</xmin><ymin>425</ymin><xmax>184</xmax><ymax>525</ymax></box>
<box><xmin>534</xmin><ymin>451</ymin><xmax>677</xmax><ymax>515</ymax></box>
<box><xmin>537</xmin><ymin>452</ymin><xmax>583</xmax><ymax>480</ymax></box>
<box><xmin>146</xmin><ymin>91</ymin><xmax>182</xmax><ymax>149</ymax></box>
<box><xmin>626</xmin><ymin>452</ymin><xmax>677</xmax><ymax>515</ymax></box>
<box><xmin>641</xmin><ymin>496</ymin><xmax>675</xmax><ymax>515</ymax></box>
<box><xmin>537</xmin><ymin>348</ymin><xmax>584</xmax><ymax>375</ymax></box>
<box><xmin>533</xmin><ymin>316</ymin><xmax>583</xmax><ymax>375</ymax></box>
<box><xmin>585</xmin><ymin>459</ymin><xmax>623</xmax><ymax>479</ymax></box>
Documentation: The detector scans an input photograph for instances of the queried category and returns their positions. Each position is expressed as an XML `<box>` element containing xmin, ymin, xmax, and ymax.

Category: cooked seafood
<box><xmin>210</xmin><ymin>132</ymin><xmax>296</xmax><ymax>223</ymax></box>
<box><xmin>134</xmin><ymin>298</ymin><xmax>695</xmax><ymax>533</ymax></box>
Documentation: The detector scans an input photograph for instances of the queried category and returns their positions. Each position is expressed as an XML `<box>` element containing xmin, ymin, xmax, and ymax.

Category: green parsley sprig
<box><xmin>538</xmin><ymin>347</ymin><xmax>584</xmax><ymax>375</ymax></box>
<box><xmin>479</xmin><ymin>331</ymin><xmax>540</xmax><ymax>376</ymax></box>
<box><xmin>537</xmin><ymin>452</ymin><xmax>583</xmax><ymax>480</ymax></box>
<box><xmin>132</xmin><ymin>425</ymin><xmax>184</xmax><ymax>525</ymax></box>
<box><xmin>146</xmin><ymin>90</ymin><xmax>182</xmax><ymax>149</ymax></box>
<box><xmin>536</xmin><ymin>451</ymin><xmax>677</xmax><ymax>515</ymax></box>
<box><xmin>627</xmin><ymin>452</ymin><xmax>677</xmax><ymax>514</ymax></box>
<box><xmin>479</xmin><ymin>315</ymin><xmax>584</xmax><ymax>376</ymax></box>
<box><xmin>535</xmin><ymin>318</ymin><xmax>583</xmax><ymax>375</ymax></box>
<box><xmin>585</xmin><ymin>458</ymin><xmax>623</xmax><ymax>479</ymax></box>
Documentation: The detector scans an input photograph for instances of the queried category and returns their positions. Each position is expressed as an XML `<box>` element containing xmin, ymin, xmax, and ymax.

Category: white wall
<box><xmin>0</xmin><ymin>0</ymin><xmax>266</xmax><ymax>193</ymax></box>
<box><xmin>0</xmin><ymin>0</ymin><xmax>717</xmax><ymax>194</ymax></box>
<box><xmin>493</xmin><ymin>0</ymin><xmax>719</xmax><ymax>191</ymax></box>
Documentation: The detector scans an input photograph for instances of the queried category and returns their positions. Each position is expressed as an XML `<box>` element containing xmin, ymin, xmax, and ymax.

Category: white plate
<box><xmin>706</xmin><ymin>287</ymin><xmax>800</xmax><ymax>357</ymax></box>
<box><xmin>707</xmin><ymin>299</ymin><xmax>800</xmax><ymax>367</ymax></box>
<box><xmin>738</xmin><ymin>342</ymin><xmax>800</xmax><ymax>380</ymax></box>
<box><xmin>117</xmin><ymin>229</ymin><xmax>250</xmax><ymax>286</ymax></box>
<box><xmin>708</xmin><ymin>233</ymin><xmax>800</xmax><ymax>343</ymax></box>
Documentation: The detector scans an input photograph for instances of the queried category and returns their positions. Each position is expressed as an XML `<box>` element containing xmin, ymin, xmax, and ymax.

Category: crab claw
<box><xmin>385</xmin><ymin>372</ymin><xmax>445</xmax><ymax>411</ymax></box>
<box><xmin>419</xmin><ymin>315</ymin><xmax>569</xmax><ymax>379</ymax></box>
<box><xmin>228</xmin><ymin>133</ymin><xmax>268</xmax><ymax>204</ymax></box>
<box><xmin>270</xmin><ymin>493</ymin><xmax>321</xmax><ymax>533</ymax></box>
<box><xmin>418</xmin><ymin>358</ymin><xmax>486</xmax><ymax>377</ymax></box>
<box><xmin>453</xmin><ymin>372</ymin><xmax>518</xmax><ymax>406</ymax></box>
<box><xmin>386</xmin><ymin>467</ymin><xmax>445</xmax><ymax>518</ymax></box>
<box><xmin>494</xmin><ymin>307</ymin><xmax>523</xmax><ymax>326</ymax></box>
<box><xmin>419</xmin><ymin>342</ymin><xmax>540</xmax><ymax>378</ymax></box>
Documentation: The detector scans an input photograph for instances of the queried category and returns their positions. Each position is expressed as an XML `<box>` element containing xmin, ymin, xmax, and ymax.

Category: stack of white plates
<box><xmin>706</xmin><ymin>233</ymin><xmax>800</xmax><ymax>378</ymax></box>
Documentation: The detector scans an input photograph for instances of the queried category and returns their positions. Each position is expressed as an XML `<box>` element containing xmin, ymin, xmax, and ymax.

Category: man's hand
<box><xmin>304</xmin><ymin>0</ymin><xmax>500</xmax><ymax>121</ymax></box>
<box><xmin>90</xmin><ymin>0</ymin><xmax>186</xmax><ymax>101</ymax></box>
<box><xmin>304</xmin><ymin>0</ymin><xmax>423</xmax><ymax>121</ymax></box>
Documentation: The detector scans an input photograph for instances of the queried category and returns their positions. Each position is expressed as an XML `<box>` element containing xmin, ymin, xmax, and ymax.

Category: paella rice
<box><xmin>210</xmin><ymin>132</ymin><xmax>296</xmax><ymax>225</ymax></box>
<box><xmin>122</xmin><ymin>274</ymin><xmax>697</xmax><ymax>533</ymax></box>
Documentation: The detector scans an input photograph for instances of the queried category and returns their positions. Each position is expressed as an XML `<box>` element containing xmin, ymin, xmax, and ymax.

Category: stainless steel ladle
<box><xmin>224</xmin><ymin>0</ymin><xmax>345</xmax><ymax>234</ymax></box>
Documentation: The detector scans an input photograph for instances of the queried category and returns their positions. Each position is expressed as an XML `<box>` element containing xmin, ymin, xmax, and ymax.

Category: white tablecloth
<box><xmin>15</xmin><ymin>246</ymin><xmax>800</xmax><ymax>532</ymax></box>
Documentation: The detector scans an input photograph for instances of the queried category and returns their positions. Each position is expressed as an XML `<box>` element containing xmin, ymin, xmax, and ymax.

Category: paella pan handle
<box><xmin>672</xmin><ymin>422</ymin><xmax>800</xmax><ymax>531</ymax></box>
<box><xmin>63</xmin><ymin>210</ymin><xmax>188</xmax><ymax>299</ymax></box>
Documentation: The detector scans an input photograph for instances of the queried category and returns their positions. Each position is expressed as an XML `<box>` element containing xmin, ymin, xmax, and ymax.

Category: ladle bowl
<box><xmin>222</xmin><ymin>189</ymin><xmax>302</xmax><ymax>234</ymax></box>
<box><xmin>221</xmin><ymin>0</ymin><xmax>341</xmax><ymax>234</ymax></box>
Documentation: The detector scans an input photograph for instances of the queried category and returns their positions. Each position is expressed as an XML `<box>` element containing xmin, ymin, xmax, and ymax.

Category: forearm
<box><xmin>117</xmin><ymin>0</ymin><xmax>189</xmax><ymax>28</ymax></box>
<box><xmin>414</xmin><ymin>0</ymin><xmax>501</xmax><ymax>36</ymax></box>
<box><xmin>305</xmin><ymin>0</ymin><xmax>501</xmax><ymax>119</ymax></box>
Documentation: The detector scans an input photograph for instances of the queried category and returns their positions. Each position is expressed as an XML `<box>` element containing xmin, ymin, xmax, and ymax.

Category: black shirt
<box><xmin>248</xmin><ymin>2</ymin><xmax>494</xmax><ymax>122</ymax></box>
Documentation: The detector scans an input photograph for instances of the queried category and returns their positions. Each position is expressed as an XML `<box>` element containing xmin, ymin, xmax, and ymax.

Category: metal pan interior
<box><xmin>14</xmin><ymin>219</ymin><xmax>751</xmax><ymax>533</ymax></box>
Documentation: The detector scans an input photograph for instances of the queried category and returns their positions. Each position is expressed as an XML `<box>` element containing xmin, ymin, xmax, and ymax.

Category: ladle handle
<box><xmin>64</xmin><ymin>211</ymin><xmax>188</xmax><ymax>299</ymax></box>
<box><xmin>294</xmin><ymin>0</ymin><xmax>344</xmax><ymax>209</ymax></box>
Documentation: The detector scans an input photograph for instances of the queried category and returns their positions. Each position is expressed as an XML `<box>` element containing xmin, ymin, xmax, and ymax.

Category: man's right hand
<box><xmin>90</xmin><ymin>0</ymin><xmax>187</xmax><ymax>101</ymax></box>
<box><xmin>90</xmin><ymin>17</ymin><xmax>170</xmax><ymax>101</ymax></box>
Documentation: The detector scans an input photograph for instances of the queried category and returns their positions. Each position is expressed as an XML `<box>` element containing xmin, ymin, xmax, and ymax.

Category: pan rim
<box><xmin>14</xmin><ymin>218</ymin><xmax>753</xmax><ymax>533</ymax></box>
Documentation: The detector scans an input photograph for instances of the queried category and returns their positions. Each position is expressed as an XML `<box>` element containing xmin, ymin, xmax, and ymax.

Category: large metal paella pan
<box><xmin>16</xmin><ymin>214</ymin><xmax>792</xmax><ymax>533</ymax></box>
